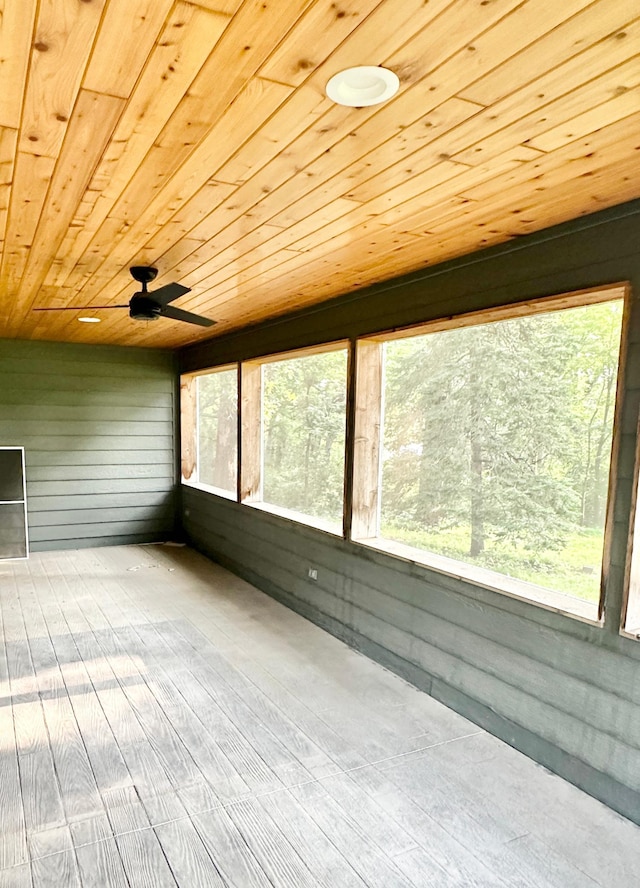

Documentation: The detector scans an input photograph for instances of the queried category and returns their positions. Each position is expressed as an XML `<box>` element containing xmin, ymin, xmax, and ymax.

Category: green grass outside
<box><xmin>379</xmin><ymin>523</ymin><xmax>603</xmax><ymax>602</ymax></box>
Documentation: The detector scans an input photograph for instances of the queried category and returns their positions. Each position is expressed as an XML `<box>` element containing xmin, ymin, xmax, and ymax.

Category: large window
<box><xmin>243</xmin><ymin>346</ymin><xmax>348</xmax><ymax>534</ymax></box>
<box><xmin>353</xmin><ymin>290</ymin><xmax>625</xmax><ymax>619</ymax></box>
<box><xmin>181</xmin><ymin>365</ymin><xmax>238</xmax><ymax>497</ymax></box>
<box><xmin>181</xmin><ymin>286</ymin><xmax>630</xmax><ymax>624</ymax></box>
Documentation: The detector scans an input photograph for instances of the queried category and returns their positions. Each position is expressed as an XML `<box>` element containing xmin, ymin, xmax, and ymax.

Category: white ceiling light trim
<box><xmin>78</xmin><ymin>317</ymin><xmax>101</xmax><ymax>323</ymax></box>
<box><xmin>325</xmin><ymin>66</ymin><xmax>399</xmax><ymax>107</ymax></box>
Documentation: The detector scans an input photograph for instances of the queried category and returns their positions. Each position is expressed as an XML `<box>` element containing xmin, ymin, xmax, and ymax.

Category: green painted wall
<box><xmin>0</xmin><ymin>339</ymin><xmax>177</xmax><ymax>551</ymax></box>
<box><xmin>179</xmin><ymin>199</ymin><xmax>640</xmax><ymax>824</ymax></box>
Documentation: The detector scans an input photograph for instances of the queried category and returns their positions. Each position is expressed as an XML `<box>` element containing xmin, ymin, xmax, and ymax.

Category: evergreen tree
<box><xmin>381</xmin><ymin>302</ymin><xmax>622</xmax><ymax>559</ymax></box>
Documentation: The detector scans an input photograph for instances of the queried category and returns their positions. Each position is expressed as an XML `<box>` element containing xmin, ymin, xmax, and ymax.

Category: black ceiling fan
<box><xmin>34</xmin><ymin>266</ymin><xmax>216</xmax><ymax>327</ymax></box>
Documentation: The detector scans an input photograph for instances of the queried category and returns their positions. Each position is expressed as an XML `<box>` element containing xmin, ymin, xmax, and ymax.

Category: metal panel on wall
<box><xmin>0</xmin><ymin>446</ymin><xmax>28</xmax><ymax>559</ymax></box>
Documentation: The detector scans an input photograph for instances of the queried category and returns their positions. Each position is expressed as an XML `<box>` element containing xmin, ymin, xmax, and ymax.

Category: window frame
<box><xmin>180</xmin><ymin>283</ymin><xmax>631</xmax><ymax>627</ymax></box>
<box><xmin>241</xmin><ymin>341</ymin><xmax>350</xmax><ymax>535</ymax></box>
<box><xmin>180</xmin><ymin>362</ymin><xmax>239</xmax><ymax>499</ymax></box>
<box><xmin>350</xmin><ymin>283</ymin><xmax>629</xmax><ymax>626</ymax></box>
<box><xmin>621</xmin><ymin>414</ymin><xmax>640</xmax><ymax>640</ymax></box>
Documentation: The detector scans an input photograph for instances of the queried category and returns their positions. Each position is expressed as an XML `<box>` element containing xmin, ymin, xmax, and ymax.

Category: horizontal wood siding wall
<box><xmin>0</xmin><ymin>339</ymin><xmax>177</xmax><ymax>551</ymax></box>
<box><xmin>179</xmin><ymin>200</ymin><xmax>640</xmax><ymax>824</ymax></box>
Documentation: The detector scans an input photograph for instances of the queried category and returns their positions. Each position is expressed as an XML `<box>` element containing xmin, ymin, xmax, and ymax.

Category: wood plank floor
<box><xmin>1</xmin><ymin>544</ymin><xmax>639</xmax><ymax>888</ymax></box>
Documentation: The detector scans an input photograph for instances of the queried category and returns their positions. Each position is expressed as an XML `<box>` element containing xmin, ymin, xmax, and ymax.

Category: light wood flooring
<box><xmin>1</xmin><ymin>544</ymin><xmax>639</xmax><ymax>887</ymax></box>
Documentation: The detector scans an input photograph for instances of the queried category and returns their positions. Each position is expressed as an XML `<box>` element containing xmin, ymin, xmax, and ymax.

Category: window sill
<box><xmin>181</xmin><ymin>479</ymin><xmax>237</xmax><ymax>500</ymax></box>
<box><xmin>245</xmin><ymin>500</ymin><xmax>343</xmax><ymax>537</ymax></box>
<box><xmin>621</xmin><ymin>599</ymin><xmax>640</xmax><ymax>640</ymax></box>
<box><xmin>355</xmin><ymin>536</ymin><xmax>602</xmax><ymax>626</ymax></box>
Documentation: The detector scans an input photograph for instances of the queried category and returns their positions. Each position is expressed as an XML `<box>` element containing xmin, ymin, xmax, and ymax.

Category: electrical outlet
<box><xmin>308</xmin><ymin>568</ymin><xmax>318</xmax><ymax>581</ymax></box>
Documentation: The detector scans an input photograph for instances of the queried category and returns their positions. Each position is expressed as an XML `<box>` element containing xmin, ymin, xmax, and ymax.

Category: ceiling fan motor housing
<box><xmin>129</xmin><ymin>294</ymin><xmax>161</xmax><ymax>321</ymax></box>
<box><xmin>130</xmin><ymin>266</ymin><xmax>158</xmax><ymax>286</ymax></box>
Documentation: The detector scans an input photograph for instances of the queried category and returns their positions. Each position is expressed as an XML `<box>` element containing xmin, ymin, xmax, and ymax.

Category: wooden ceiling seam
<box><xmin>2</xmin><ymin>0</ymin><xmax>115</xmax><ymax>321</ymax></box>
<box><xmin>46</xmin><ymin>10</ymin><xmax>640</xmax><ymax>314</ymax></box>
<box><xmin>45</xmin><ymin>2</ymin><xmax>237</xmax><ymax>295</ymax></box>
<box><xmin>20</xmin><ymin>0</ymin><xmax>235</xmax><ymax>314</ymax></box>
<box><xmin>0</xmin><ymin>0</ymin><xmax>638</xmax><ymax>348</ymax></box>
<box><xmin>139</xmin><ymin>92</ymin><xmax>636</xmax><ymax>314</ymax></box>
<box><xmin>39</xmin><ymin>0</ymin><xmax>318</xmax><ymax>314</ymax></box>
<box><xmin>122</xmin><ymin>5</ymin><xmax>640</xmax><ymax>300</ymax></box>
<box><xmin>46</xmin><ymin>0</ymin><xmax>524</xmax><ymax>308</ymax></box>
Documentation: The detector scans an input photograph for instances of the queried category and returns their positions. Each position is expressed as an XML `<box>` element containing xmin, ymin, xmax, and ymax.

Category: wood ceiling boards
<box><xmin>0</xmin><ymin>0</ymin><xmax>638</xmax><ymax>348</ymax></box>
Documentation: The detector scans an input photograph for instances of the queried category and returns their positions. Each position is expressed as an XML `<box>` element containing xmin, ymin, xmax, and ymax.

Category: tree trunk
<box><xmin>302</xmin><ymin>379</ymin><xmax>313</xmax><ymax>509</ymax></box>
<box><xmin>469</xmin><ymin>437</ymin><xmax>485</xmax><ymax>556</ymax></box>
<box><xmin>212</xmin><ymin>386</ymin><xmax>234</xmax><ymax>490</ymax></box>
<box><xmin>583</xmin><ymin>365</ymin><xmax>615</xmax><ymax>527</ymax></box>
<box><xmin>417</xmin><ymin>412</ymin><xmax>432</xmax><ymax>523</ymax></box>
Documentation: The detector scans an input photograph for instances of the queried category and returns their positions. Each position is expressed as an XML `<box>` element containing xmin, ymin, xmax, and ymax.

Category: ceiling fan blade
<box><xmin>151</xmin><ymin>283</ymin><xmax>190</xmax><ymax>305</ymax></box>
<box><xmin>33</xmin><ymin>305</ymin><xmax>128</xmax><ymax>311</ymax></box>
<box><xmin>161</xmin><ymin>305</ymin><xmax>216</xmax><ymax>327</ymax></box>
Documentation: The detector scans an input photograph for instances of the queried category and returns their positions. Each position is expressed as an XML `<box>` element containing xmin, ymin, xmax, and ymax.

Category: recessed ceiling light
<box><xmin>325</xmin><ymin>66</ymin><xmax>400</xmax><ymax>107</ymax></box>
<box><xmin>78</xmin><ymin>317</ymin><xmax>101</xmax><ymax>323</ymax></box>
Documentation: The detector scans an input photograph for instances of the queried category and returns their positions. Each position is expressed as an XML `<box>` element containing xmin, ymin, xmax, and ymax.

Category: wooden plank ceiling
<box><xmin>0</xmin><ymin>0</ymin><xmax>638</xmax><ymax>349</ymax></box>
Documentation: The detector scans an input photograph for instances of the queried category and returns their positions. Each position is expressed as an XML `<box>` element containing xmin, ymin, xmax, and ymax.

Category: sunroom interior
<box><xmin>1</xmin><ymin>1</ymin><xmax>640</xmax><ymax>885</ymax></box>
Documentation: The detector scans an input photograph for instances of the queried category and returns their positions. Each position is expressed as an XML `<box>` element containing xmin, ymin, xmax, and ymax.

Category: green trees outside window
<box><xmin>380</xmin><ymin>300</ymin><xmax>624</xmax><ymax>602</ymax></box>
<box><xmin>184</xmin><ymin>289</ymin><xmax>628</xmax><ymax>618</ymax></box>
<box><xmin>197</xmin><ymin>368</ymin><xmax>238</xmax><ymax>494</ymax></box>
<box><xmin>262</xmin><ymin>349</ymin><xmax>348</xmax><ymax>531</ymax></box>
